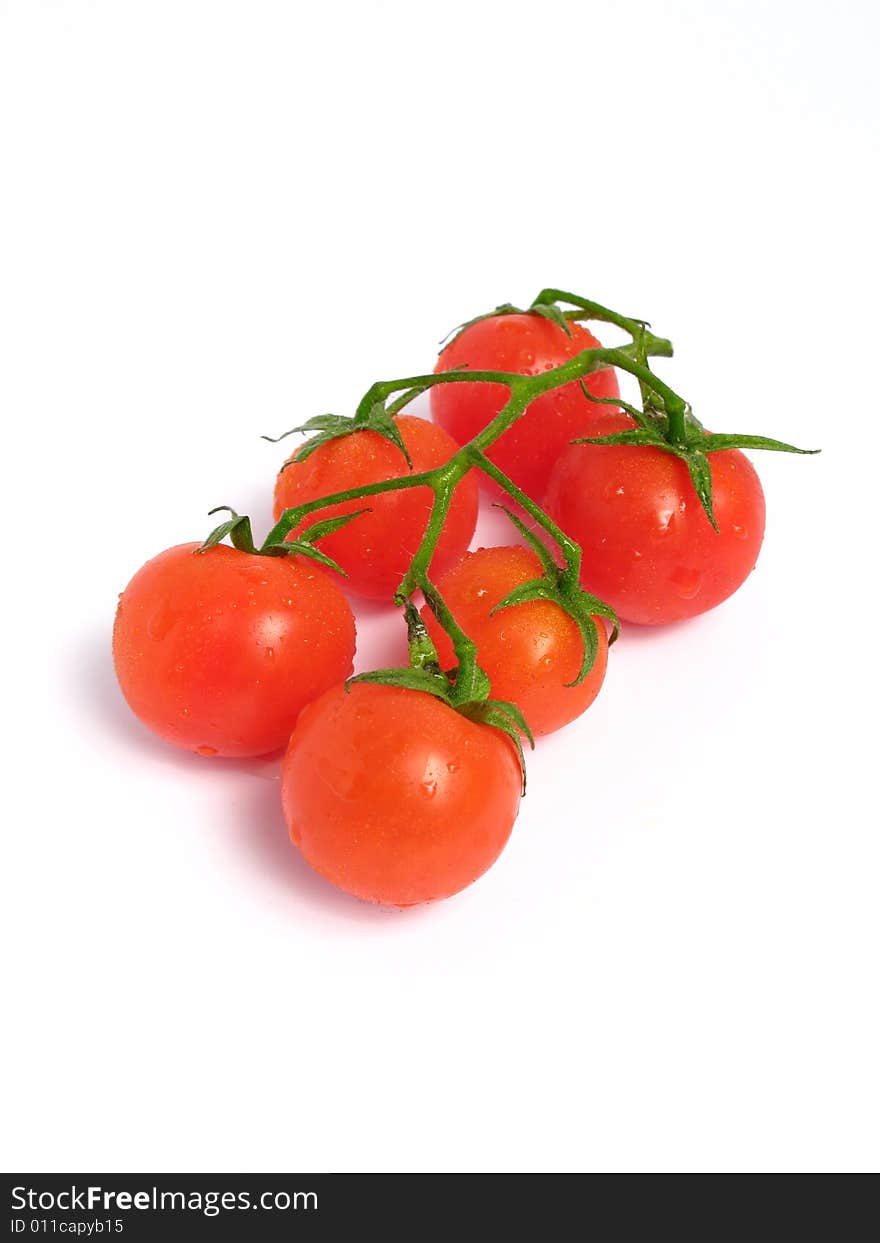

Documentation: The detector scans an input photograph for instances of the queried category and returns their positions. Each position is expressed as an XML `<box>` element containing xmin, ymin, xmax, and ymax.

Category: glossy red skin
<box><xmin>544</xmin><ymin>416</ymin><xmax>766</xmax><ymax>624</ymax></box>
<box><xmin>432</xmin><ymin>314</ymin><xmax>620</xmax><ymax>500</ymax></box>
<box><xmin>420</xmin><ymin>546</ymin><xmax>608</xmax><ymax>736</ymax></box>
<box><xmin>112</xmin><ymin>543</ymin><xmax>356</xmax><ymax>757</ymax></box>
<box><xmin>281</xmin><ymin>683</ymin><xmax>522</xmax><ymax>906</ymax></box>
<box><xmin>273</xmin><ymin>415</ymin><xmax>478</xmax><ymax>601</ymax></box>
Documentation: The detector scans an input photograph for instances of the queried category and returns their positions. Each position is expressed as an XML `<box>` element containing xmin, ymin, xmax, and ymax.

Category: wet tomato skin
<box><xmin>272</xmin><ymin>415</ymin><xmax>478</xmax><ymax>601</ymax></box>
<box><xmin>112</xmin><ymin>543</ymin><xmax>356</xmax><ymax>757</ymax></box>
<box><xmin>544</xmin><ymin>416</ymin><xmax>766</xmax><ymax>625</ymax></box>
<box><xmin>281</xmin><ymin>682</ymin><xmax>522</xmax><ymax>906</ymax></box>
<box><xmin>420</xmin><ymin>546</ymin><xmax>609</xmax><ymax>736</ymax></box>
<box><xmin>431</xmin><ymin>313</ymin><xmax>620</xmax><ymax>500</ymax></box>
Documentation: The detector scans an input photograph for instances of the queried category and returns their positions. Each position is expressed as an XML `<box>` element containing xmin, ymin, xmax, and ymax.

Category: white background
<box><xmin>2</xmin><ymin>0</ymin><xmax>877</xmax><ymax>1173</ymax></box>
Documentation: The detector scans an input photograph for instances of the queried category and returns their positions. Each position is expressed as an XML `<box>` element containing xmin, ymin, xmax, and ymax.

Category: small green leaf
<box><xmin>485</xmin><ymin>698</ymin><xmax>535</xmax><ymax>750</ymax></box>
<box><xmin>571</xmin><ymin>429</ymin><xmax>662</xmax><ymax>448</ymax></box>
<box><xmin>684</xmin><ymin>449</ymin><xmax>719</xmax><ymax>531</ymax></box>
<box><xmin>297</xmin><ymin>508</ymin><xmax>370</xmax><ymax>545</ymax></box>
<box><xmin>580</xmin><ymin>595</ymin><xmax>620</xmax><ymax>646</ymax></box>
<box><xmin>702</xmin><ymin>432</ymin><xmax>819</xmax><ymax>456</ymax></box>
<box><xmin>283</xmin><ymin>429</ymin><xmax>344</xmax><ymax>465</ymax></box>
<box><xmin>566</xmin><ymin>612</ymin><xmax>600</xmax><ymax>688</ymax></box>
<box><xmin>530</xmin><ymin>301</ymin><xmax>573</xmax><ymax>338</ymax></box>
<box><xmin>267</xmin><ymin>402</ymin><xmax>417</xmax><ymax>471</ymax></box>
<box><xmin>439</xmin><ymin>303</ymin><xmax>521</xmax><ymax>350</ymax></box>
<box><xmin>459</xmin><ymin>699</ymin><xmax>533</xmax><ymax>794</ymax></box>
<box><xmin>491</xmin><ymin>578</ymin><xmax>555</xmax><ymax>615</ymax></box>
<box><xmin>262</xmin><ymin>414</ymin><xmax>351</xmax><ymax>444</ymax></box>
<box><xmin>368</xmin><ymin>406</ymin><xmax>414</xmax><ymax>468</ymax></box>
<box><xmin>199</xmin><ymin>507</ymin><xmax>259</xmax><ymax>555</ymax></box>
<box><xmin>283</xmin><ymin>542</ymin><xmax>349</xmax><ymax>577</ymax></box>
<box><xmin>347</xmin><ymin>666</ymin><xmax>452</xmax><ymax>700</ymax></box>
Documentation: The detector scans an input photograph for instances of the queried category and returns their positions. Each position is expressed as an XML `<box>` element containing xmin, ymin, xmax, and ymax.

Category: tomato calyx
<box><xmin>262</xmin><ymin>385</ymin><xmax>450</xmax><ymax>470</ymax></box>
<box><xmin>491</xmin><ymin>505</ymin><xmax>619</xmax><ymax>687</ymax></box>
<box><xmin>439</xmin><ymin>287</ymin><xmax>674</xmax><ymax>359</ymax></box>
<box><xmin>573</xmin><ymin>401</ymin><xmax>818</xmax><ymax>532</ymax></box>
<box><xmin>349</xmin><ymin>586</ymin><xmax>534</xmax><ymax>791</ymax></box>
<box><xmin>198</xmin><ymin>505</ymin><xmax>368</xmax><ymax>577</ymax></box>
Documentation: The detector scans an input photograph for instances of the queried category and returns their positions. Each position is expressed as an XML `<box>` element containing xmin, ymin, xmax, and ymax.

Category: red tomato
<box><xmin>281</xmin><ymin>682</ymin><xmax>522</xmax><ymax>905</ymax></box>
<box><xmin>544</xmin><ymin>414</ymin><xmax>766</xmax><ymax>624</ymax></box>
<box><xmin>113</xmin><ymin>543</ymin><xmax>356</xmax><ymax>757</ymax></box>
<box><xmin>432</xmin><ymin>313</ymin><xmax>620</xmax><ymax>500</ymax></box>
<box><xmin>420</xmin><ymin>546</ymin><xmax>608</xmax><ymax>736</ymax></box>
<box><xmin>273</xmin><ymin>415</ymin><xmax>478</xmax><ymax>601</ymax></box>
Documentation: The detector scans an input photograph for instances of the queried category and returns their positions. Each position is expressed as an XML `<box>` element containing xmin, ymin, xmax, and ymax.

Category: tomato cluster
<box><xmin>113</xmin><ymin>292</ymin><xmax>813</xmax><ymax>907</ymax></box>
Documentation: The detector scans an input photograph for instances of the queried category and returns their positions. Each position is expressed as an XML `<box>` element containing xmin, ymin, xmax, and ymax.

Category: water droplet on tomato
<box><xmin>422</xmin><ymin>779</ymin><xmax>438</xmax><ymax>798</ymax></box>
<box><xmin>265</xmin><ymin>647</ymin><xmax>275</xmax><ymax>659</ymax></box>
<box><xmin>447</xmin><ymin>761</ymin><xmax>460</xmax><ymax>773</ymax></box>
<box><xmin>732</xmin><ymin>523</ymin><xmax>748</xmax><ymax>540</ymax></box>
<box><xmin>670</xmin><ymin>567</ymin><xmax>703</xmax><ymax>600</ymax></box>
<box><xmin>196</xmin><ymin>745</ymin><xmax>218</xmax><ymax>757</ymax></box>
<box><xmin>655</xmin><ymin>507</ymin><xmax>675</xmax><ymax>535</ymax></box>
<box><xmin>147</xmin><ymin>602</ymin><xmax>179</xmax><ymax>641</ymax></box>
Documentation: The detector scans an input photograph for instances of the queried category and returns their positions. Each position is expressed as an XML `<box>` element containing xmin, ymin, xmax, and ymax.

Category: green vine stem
<box><xmin>218</xmin><ymin>290</ymin><xmax>816</xmax><ymax>761</ymax></box>
<box><xmin>265</xmin><ymin>338</ymin><xmax>666</xmax><ymax>572</ymax></box>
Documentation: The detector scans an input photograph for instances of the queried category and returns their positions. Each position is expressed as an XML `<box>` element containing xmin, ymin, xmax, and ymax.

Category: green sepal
<box><xmin>489</xmin><ymin>505</ymin><xmax>619</xmax><ymax>686</ymax></box>
<box><xmin>702</xmin><ymin>432</ymin><xmax>819</xmax><ymax>455</ymax></box>
<box><xmin>573</xmin><ymin>413</ymin><xmax>818</xmax><ymax>529</ymax></box>
<box><xmin>529</xmin><ymin>301</ymin><xmax>573</xmax><ymax>338</ymax></box>
<box><xmin>438</xmin><ymin>302</ymin><xmax>520</xmax><ymax>350</ymax></box>
<box><xmin>296</xmin><ymin>509</ymin><xmax>370</xmax><ymax>546</ymax></box>
<box><xmin>197</xmin><ymin>506</ymin><xmax>364</xmax><ymax>577</ymax></box>
<box><xmin>262</xmin><ymin>414</ymin><xmax>352</xmax><ymax>465</ymax></box>
<box><xmin>347</xmin><ymin>666</ymin><xmax>452</xmax><ymax>701</ymax></box>
<box><xmin>492</xmin><ymin>578</ymin><xmax>557</xmax><ymax>613</ymax></box>
<box><xmin>681</xmin><ymin>449</ymin><xmax>718</xmax><ymax>533</ymax></box>
<box><xmin>199</xmin><ymin>507</ymin><xmax>259</xmax><ymax>555</ymax></box>
<box><xmin>270</xmin><ymin>508</ymin><xmax>370</xmax><ymax>577</ymax></box>
<box><xmin>266</xmin><ymin>401</ymin><xmax>414</xmax><ymax>472</ymax></box>
<box><xmin>458</xmin><ymin>699</ymin><xmax>534</xmax><ymax>794</ymax></box>
<box><xmin>573</xmin><ymin>429</ymin><xmax>666</xmax><ymax>449</ymax></box>
<box><xmin>355</xmin><ymin>400</ymin><xmax>414</xmax><ymax>468</ymax></box>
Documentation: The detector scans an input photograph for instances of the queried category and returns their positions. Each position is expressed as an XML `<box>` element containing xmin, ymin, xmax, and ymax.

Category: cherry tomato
<box><xmin>420</xmin><ymin>546</ymin><xmax>608</xmax><ymax>736</ymax></box>
<box><xmin>113</xmin><ymin>543</ymin><xmax>356</xmax><ymax>757</ymax></box>
<box><xmin>281</xmin><ymin>682</ymin><xmax>522</xmax><ymax>905</ymax></box>
<box><xmin>273</xmin><ymin>415</ymin><xmax>478</xmax><ymax>601</ymax></box>
<box><xmin>544</xmin><ymin>414</ymin><xmax>766</xmax><ymax>624</ymax></box>
<box><xmin>432</xmin><ymin>313</ymin><xmax>620</xmax><ymax>500</ymax></box>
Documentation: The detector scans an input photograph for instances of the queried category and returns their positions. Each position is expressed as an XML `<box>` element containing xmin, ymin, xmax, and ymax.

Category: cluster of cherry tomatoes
<box><xmin>113</xmin><ymin>295</ymin><xmax>808</xmax><ymax>907</ymax></box>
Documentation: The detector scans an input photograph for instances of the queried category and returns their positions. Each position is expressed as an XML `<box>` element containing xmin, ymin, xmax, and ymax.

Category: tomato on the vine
<box><xmin>273</xmin><ymin>414</ymin><xmax>478</xmax><ymax>600</ymax></box>
<box><xmin>544</xmin><ymin>413</ymin><xmax>766</xmax><ymax>625</ymax></box>
<box><xmin>113</xmin><ymin>543</ymin><xmax>356</xmax><ymax>757</ymax></box>
<box><xmin>281</xmin><ymin>682</ymin><xmax>522</xmax><ymax>905</ymax></box>
<box><xmin>420</xmin><ymin>546</ymin><xmax>609</xmax><ymax>736</ymax></box>
<box><xmin>432</xmin><ymin>313</ymin><xmax>620</xmax><ymax>500</ymax></box>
